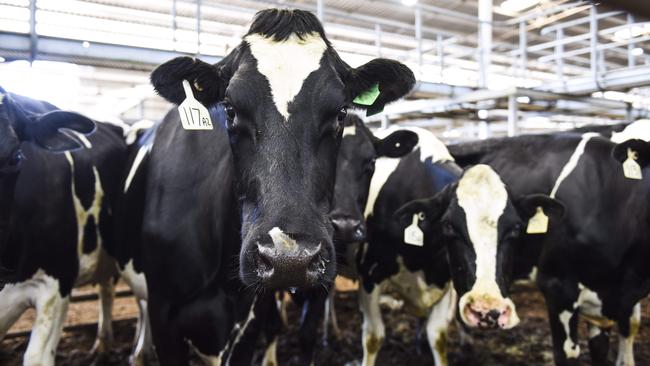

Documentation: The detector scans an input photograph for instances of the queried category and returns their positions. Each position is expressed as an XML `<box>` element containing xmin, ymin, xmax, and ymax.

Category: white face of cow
<box><xmin>454</xmin><ymin>165</ymin><xmax>519</xmax><ymax>329</ymax></box>
<box><xmin>150</xmin><ymin>9</ymin><xmax>416</xmax><ymax>290</ymax></box>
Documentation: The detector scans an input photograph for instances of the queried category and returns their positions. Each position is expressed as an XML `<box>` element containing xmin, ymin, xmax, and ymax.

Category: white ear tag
<box><xmin>178</xmin><ymin>80</ymin><xmax>213</xmax><ymax>130</ymax></box>
<box><xmin>404</xmin><ymin>213</ymin><xmax>424</xmax><ymax>246</ymax></box>
<box><xmin>623</xmin><ymin>148</ymin><xmax>642</xmax><ymax>180</ymax></box>
<box><xmin>526</xmin><ymin>207</ymin><xmax>549</xmax><ymax>234</ymax></box>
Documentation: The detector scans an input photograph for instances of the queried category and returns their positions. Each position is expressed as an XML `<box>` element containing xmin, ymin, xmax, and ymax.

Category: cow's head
<box><xmin>331</xmin><ymin>115</ymin><xmax>417</xmax><ymax>244</ymax></box>
<box><xmin>395</xmin><ymin>165</ymin><xmax>563</xmax><ymax>329</ymax></box>
<box><xmin>150</xmin><ymin>9</ymin><xmax>415</xmax><ymax>290</ymax></box>
<box><xmin>0</xmin><ymin>88</ymin><xmax>95</xmax><ymax>254</ymax></box>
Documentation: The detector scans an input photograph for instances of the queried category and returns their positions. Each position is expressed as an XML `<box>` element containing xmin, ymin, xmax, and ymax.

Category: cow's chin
<box><xmin>239</xmin><ymin>240</ymin><xmax>336</xmax><ymax>291</ymax></box>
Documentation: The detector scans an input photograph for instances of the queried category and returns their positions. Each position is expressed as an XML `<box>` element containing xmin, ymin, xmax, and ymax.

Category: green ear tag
<box><xmin>353</xmin><ymin>83</ymin><xmax>380</xmax><ymax>106</ymax></box>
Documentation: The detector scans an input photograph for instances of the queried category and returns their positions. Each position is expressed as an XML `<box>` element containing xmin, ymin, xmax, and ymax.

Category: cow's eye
<box><xmin>337</xmin><ymin>107</ymin><xmax>347</xmax><ymax>122</ymax></box>
<box><xmin>8</xmin><ymin>150</ymin><xmax>23</xmax><ymax>167</ymax></box>
<box><xmin>224</xmin><ymin>103</ymin><xmax>236</xmax><ymax>120</ymax></box>
<box><xmin>504</xmin><ymin>224</ymin><xmax>522</xmax><ymax>240</ymax></box>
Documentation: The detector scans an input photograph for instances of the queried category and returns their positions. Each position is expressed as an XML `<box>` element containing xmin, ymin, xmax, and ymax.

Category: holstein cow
<box><xmin>270</xmin><ymin>114</ymin><xmax>418</xmax><ymax>364</ymax></box>
<box><xmin>129</xmin><ymin>9</ymin><xmax>415</xmax><ymax>365</ymax></box>
<box><xmin>357</xmin><ymin>126</ymin><xmax>560</xmax><ymax>365</ymax></box>
<box><xmin>0</xmin><ymin>88</ymin><xmax>128</xmax><ymax>366</ymax></box>
<box><xmin>448</xmin><ymin>127</ymin><xmax>650</xmax><ymax>366</ymax></box>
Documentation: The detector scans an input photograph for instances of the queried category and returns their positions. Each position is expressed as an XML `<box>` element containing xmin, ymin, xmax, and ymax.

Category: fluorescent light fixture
<box><xmin>632</xmin><ymin>47</ymin><xmax>644</xmax><ymax>56</ymax></box>
<box><xmin>516</xmin><ymin>96</ymin><xmax>531</xmax><ymax>104</ymax></box>
<box><xmin>82</xmin><ymin>41</ymin><xmax>90</xmax><ymax>48</ymax></box>
<box><xmin>500</xmin><ymin>0</ymin><xmax>540</xmax><ymax>13</ymax></box>
<box><xmin>477</xmin><ymin>109</ymin><xmax>489</xmax><ymax>119</ymax></box>
<box><xmin>0</xmin><ymin>56</ymin><xmax>5</xmax><ymax>63</ymax></box>
<box><xmin>401</xmin><ymin>0</ymin><xmax>418</xmax><ymax>6</ymax></box>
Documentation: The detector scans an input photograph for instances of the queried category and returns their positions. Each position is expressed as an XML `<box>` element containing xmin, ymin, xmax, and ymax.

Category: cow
<box><xmin>448</xmin><ymin>127</ymin><xmax>650</xmax><ymax>366</ymax></box>
<box><xmin>0</xmin><ymin>87</ymin><xmax>129</xmax><ymax>366</ymax></box>
<box><xmin>125</xmin><ymin>8</ymin><xmax>415</xmax><ymax>365</ymax></box>
<box><xmin>356</xmin><ymin>126</ymin><xmax>560</xmax><ymax>365</ymax></box>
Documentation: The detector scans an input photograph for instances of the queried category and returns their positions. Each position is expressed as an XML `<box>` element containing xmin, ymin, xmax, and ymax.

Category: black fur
<box><xmin>246</xmin><ymin>9</ymin><xmax>330</xmax><ymax>45</ymax></box>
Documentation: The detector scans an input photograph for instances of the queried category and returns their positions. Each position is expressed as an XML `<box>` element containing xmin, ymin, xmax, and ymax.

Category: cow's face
<box><xmin>0</xmin><ymin>90</ymin><xmax>95</xmax><ymax>250</ymax></box>
<box><xmin>331</xmin><ymin>116</ymin><xmax>417</xmax><ymax>244</ymax></box>
<box><xmin>150</xmin><ymin>9</ymin><xmax>415</xmax><ymax>290</ymax></box>
<box><xmin>395</xmin><ymin>165</ymin><xmax>563</xmax><ymax>329</ymax></box>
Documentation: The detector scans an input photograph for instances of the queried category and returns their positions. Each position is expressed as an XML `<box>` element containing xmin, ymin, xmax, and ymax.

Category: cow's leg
<box><xmin>425</xmin><ymin>287</ymin><xmax>455</xmax><ymax>366</ymax></box>
<box><xmin>587</xmin><ymin>323</ymin><xmax>610</xmax><ymax>366</ymax></box>
<box><xmin>297</xmin><ymin>290</ymin><xmax>327</xmax><ymax>365</ymax></box>
<box><xmin>0</xmin><ymin>282</ymin><xmax>32</xmax><ymax>340</ymax></box>
<box><xmin>359</xmin><ymin>285</ymin><xmax>384</xmax><ymax>366</ymax></box>
<box><xmin>92</xmin><ymin>278</ymin><xmax>115</xmax><ymax>355</ymax></box>
<box><xmin>119</xmin><ymin>262</ymin><xmax>153</xmax><ymax>366</ymax></box>
<box><xmin>539</xmin><ymin>277</ymin><xmax>580</xmax><ymax>366</ymax></box>
<box><xmin>615</xmin><ymin>302</ymin><xmax>641</xmax><ymax>366</ymax></box>
<box><xmin>262</xmin><ymin>293</ymin><xmax>283</xmax><ymax>366</ymax></box>
<box><xmin>23</xmin><ymin>280</ymin><xmax>70</xmax><ymax>366</ymax></box>
<box><xmin>149</xmin><ymin>297</ymin><xmax>189</xmax><ymax>366</ymax></box>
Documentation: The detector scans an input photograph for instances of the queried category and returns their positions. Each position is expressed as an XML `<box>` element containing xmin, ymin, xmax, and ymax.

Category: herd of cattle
<box><xmin>1</xmin><ymin>8</ymin><xmax>650</xmax><ymax>366</ymax></box>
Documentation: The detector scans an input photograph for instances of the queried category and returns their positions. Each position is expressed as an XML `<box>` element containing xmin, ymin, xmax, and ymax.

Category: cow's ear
<box><xmin>612</xmin><ymin>139</ymin><xmax>650</xmax><ymax>169</ymax></box>
<box><xmin>150</xmin><ymin>57</ymin><xmax>227</xmax><ymax>106</ymax></box>
<box><xmin>19</xmin><ymin>111</ymin><xmax>96</xmax><ymax>152</ymax></box>
<box><xmin>347</xmin><ymin>59</ymin><xmax>415</xmax><ymax>116</ymax></box>
<box><xmin>393</xmin><ymin>187</ymin><xmax>451</xmax><ymax>228</ymax></box>
<box><xmin>516</xmin><ymin>194</ymin><xmax>565</xmax><ymax>221</ymax></box>
<box><xmin>373</xmin><ymin>130</ymin><xmax>419</xmax><ymax>158</ymax></box>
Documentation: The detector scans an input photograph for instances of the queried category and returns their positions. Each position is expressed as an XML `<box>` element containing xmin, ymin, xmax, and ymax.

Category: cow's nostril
<box><xmin>487</xmin><ymin>310</ymin><xmax>501</xmax><ymax>321</ymax></box>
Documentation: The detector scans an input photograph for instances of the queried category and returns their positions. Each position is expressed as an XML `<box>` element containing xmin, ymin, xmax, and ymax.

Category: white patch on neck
<box><xmin>68</xmin><ymin>131</ymin><xmax>92</xmax><ymax>149</ymax></box>
<box><xmin>343</xmin><ymin>125</ymin><xmax>356</xmax><ymax>137</ymax></box>
<box><xmin>124</xmin><ymin>143</ymin><xmax>152</xmax><ymax>193</ymax></box>
<box><xmin>268</xmin><ymin>227</ymin><xmax>297</xmax><ymax>251</ymax></box>
<box><xmin>245</xmin><ymin>33</ymin><xmax>327</xmax><ymax>120</ymax></box>
<box><xmin>550</xmin><ymin>132</ymin><xmax>598</xmax><ymax>198</ymax></box>
<box><xmin>456</xmin><ymin>165</ymin><xmax>507</xmax><ymax>300</ymax></box>
<box><xmin>611</xmin><ymin>119</ymin><xmax>650</xmax><ymax>143</ymax></box>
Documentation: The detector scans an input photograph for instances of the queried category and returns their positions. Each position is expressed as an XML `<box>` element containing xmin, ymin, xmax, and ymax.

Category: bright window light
<box><xmin>401</xmin><ymin>0</ymin><xmax>418</xmax><ymax>6</ymax></box>
<box><xmin>632</xmin><ymin>47</ymin><xmax>644</xmax><ymax>56</ymax></box>
<box><xmin>500</xmin><ymin>0</ymin><xmax>540</xmax><ymax>13</ymax></box>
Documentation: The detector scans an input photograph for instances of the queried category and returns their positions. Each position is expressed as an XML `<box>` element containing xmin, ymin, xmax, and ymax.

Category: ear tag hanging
<box><xmin>353</xmin><ymin>83</ymin><xmax>383</xmax><ymax>117</ymax></box>
<box><xmin>526</xmin><ymin>207</ymin><xmax>549</xmax><ymax>234</ymax></box>
<box><xmin>178</xmin><ymin>80</ymin><xmax>213</xmax><ymax>130</ymax></box>
<box><xmin>404</xmin><ymin>213</ymin><xmax>424</xmax><ymax>246</ymax></box>
<box><xmin>623</xmin><ymin>148</ymin><xmax>642</xmax><ymax>180</ymax></box>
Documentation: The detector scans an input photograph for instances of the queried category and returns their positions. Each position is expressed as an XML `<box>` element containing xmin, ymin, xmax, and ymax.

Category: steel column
<box><xmin>29</xmin><ymin>0</ymin><xmax>37</xmax><ymax>63</ymax></box>
<box><xmin>478</xmin><ymin>0</ymin><xmax>492</xmax><ymax>89</ymax></box>
<box><xmin>507</xmin><ymin>94</ymin><xmax>518</xmax><ymax>137</ymax></box>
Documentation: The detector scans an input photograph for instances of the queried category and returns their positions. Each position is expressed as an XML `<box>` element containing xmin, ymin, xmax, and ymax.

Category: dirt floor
<box><xmin>2</xmin><ymin>282</ymin><xmax>650</xmax><ymax>365</ymax></box>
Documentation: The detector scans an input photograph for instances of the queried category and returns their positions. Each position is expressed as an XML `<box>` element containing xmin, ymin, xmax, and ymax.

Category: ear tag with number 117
<box><xmin>178</xmin><ymin>80</ymin><xmax>213</xmax><ymax>130</ymax></box>
<box><xmin>404</xmin><ymin>213</ymin><xmax>424</xmax><ymax>246</ymax></box>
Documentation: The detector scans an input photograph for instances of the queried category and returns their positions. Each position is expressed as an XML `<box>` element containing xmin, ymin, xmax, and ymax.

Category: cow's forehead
<box><xmin>456</xmin><ymin>165</ymin><xmax>507</xmax><ymax>226</ymax></box>
<box><xmin>245</xmin><ymin>33</ymin><xmax>328</xmax><ymax>121</ymax></box>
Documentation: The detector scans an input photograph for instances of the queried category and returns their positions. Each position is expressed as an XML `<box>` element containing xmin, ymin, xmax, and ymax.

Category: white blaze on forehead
<box><xmin>611</xmin><ymin>119</ymin><xmax>650</xmax><ymax>143</ymax></box>
<box><xmin>456</xmin><ymin>165</ymin><xmax>519</xmax><ymax>327</ymax></box>
<box><xmin>245</xmin><ymin>33</ymin><xmax>328</xmax><ymax>120</ymax></box>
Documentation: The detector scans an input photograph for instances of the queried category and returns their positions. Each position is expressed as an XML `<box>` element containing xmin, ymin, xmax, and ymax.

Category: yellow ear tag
<box><xmin>178</xmin><ymin>80</ymin><xmax>213</xmax><ymax>130</ymax></box>
<box><xmin>623</xmin><ymin>148</ymin><xmax>642</xmax><ymax>180</ymax></box>
<box><xmin>526</xmin><ymin>207</ymin><xmax>549</xmax><ymax>234</ymax></box>
<box><xmin>404</xmin><ymin>213</ymin><xmax>424</xmax><ymax>246</ymax></box>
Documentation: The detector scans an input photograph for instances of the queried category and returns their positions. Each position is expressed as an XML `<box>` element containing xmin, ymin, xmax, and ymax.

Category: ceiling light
<box><xmin>477</xmin><ymin>109</ymin><xmax>489</xmax><ymax>119</ymax></box>
<box><xmin>0</xmin><ymin>56</ymin><xmax>5</xmax><ymax>63</ymax></box>
<box><xmin>82</xmin><ymin>41</ymin><xmax>90</xmax><ymax>48</ymax></box>
<box><xmin>516</xmin><ymin>96</ymin><xmax>530</xmax><ymax>104</ymax></box>
<box><xmin>500</xmin><ymin>0</ymin><xmax>540</xmax><ymax>13</ymax></box>
<box><xmin>632</xmin><ymin>47</ymin><xmax>644</xmax><ymax>56</ymax></box>
<box><xmin>401</xmin><ymin>0</ymin><xmax>418</xmax><ymax>6</ymax></box>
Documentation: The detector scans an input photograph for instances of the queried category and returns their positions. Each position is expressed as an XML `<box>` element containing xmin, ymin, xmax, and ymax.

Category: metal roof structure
<box><xmin>0</xmin><ymin>0</ymin><xmax>649</xmax><ymax>138</ymax></box>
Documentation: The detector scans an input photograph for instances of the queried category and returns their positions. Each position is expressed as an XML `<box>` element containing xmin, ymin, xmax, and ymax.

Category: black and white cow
<box><xmin>125</xmin><ymin>9</ymin><xmax>415</xmax><ymax>365</ymax></box>
<box><xmin>448</xmin><ymin>124</ymin><xmax>650</xmax><ymax>366</ymax></box>
<box><xmin>357</xmin><ymin>127</ymin><xmax>560</xmax><ymax>365</ymax></box>
<box><xmin>0</xmin><ymin>87</ymin><xmax>129</xmax><ymax>366</ymax></box>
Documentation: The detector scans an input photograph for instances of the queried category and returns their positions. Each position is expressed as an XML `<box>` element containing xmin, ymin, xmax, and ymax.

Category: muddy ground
<box><xmin>2</xmin><ymin>282</ymin><xmax>650</xmax><ymax>365</ymax></box>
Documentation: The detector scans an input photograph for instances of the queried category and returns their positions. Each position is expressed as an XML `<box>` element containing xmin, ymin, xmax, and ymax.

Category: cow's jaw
<box><xmin>456</xmin><ymin>165</ymin><xmax>519</xmax><ymax>329</ymax></box>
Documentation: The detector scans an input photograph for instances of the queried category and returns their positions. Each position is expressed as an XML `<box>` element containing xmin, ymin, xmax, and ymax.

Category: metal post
<box><xmin>29</xmin><ymin>0</ymin><xmax>37</xmax><ymax>63</ymax></box>
<box><xmin>555</xmin><ymin>29</ymin><xmax>564</xmax><ymax>84</ymax></box>
<box><xmin>437</xmin><ymin>34</ymin><xmax>444</xmax><ymax>81</ymax></box>
<box><xmin>627</xmin><ymin>13</ymin><xmax>635</xmax><ymax>68</ymax></box>
<box><xmin>507</xmin><ymin>95</ymin><xmax>518</xmax><ymax>137</ymax></box>
<box><xmin>317</xmin><ymin>0</ymin><xmax>323</xmax><ymax>21</ymax></box>
<box><xmin>196</xmin><ymin>0</ymin><xmax>201</xmax><ymax>55</ymax></box>
<box><xmin>519</xmin><ymin>21</ymin><xmax>527</xmax><ymax>80</ymax></box>
<box><xmin>590</xmin><ymin>5</ymin><xmax>598</xmax><ymax>81</ymax></box>
<box><xmin>374</xmin><ymin>24</ymin><xmax>382</xmax><ymax>58</ymax></box>
<box><xmin>414</xmin><ymin>6</ymin><xmax>422</xmax><ymax>77</ymax></box>
<box><xmin>172</xmin><ymin>0</ymin><xmax>177</xmax><ymax>45</ymax></box>
<box><xmin>478</xmin><ymin>0</ymin><xmax>492</xmax><ymax>89</ymax></box>
<box><xmin>381</xmin><ymin>116</ymin><xmax>389</xmax><ymax>129</ymax></box>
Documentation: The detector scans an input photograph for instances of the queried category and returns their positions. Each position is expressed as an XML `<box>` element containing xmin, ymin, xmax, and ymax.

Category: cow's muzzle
<box><xmin>331</xmin><ymin>216</ymin><xmax>366</xmax><ymax>243</ymax></box>
<box><xmin>459</xmin><ymin>292</ymin><xmax>519</xmax><ymax>330</ymax></box>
